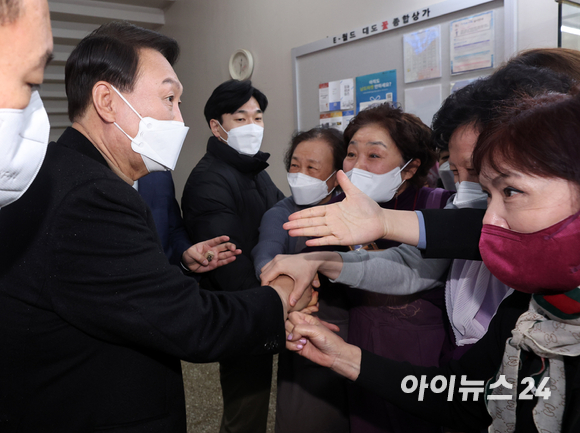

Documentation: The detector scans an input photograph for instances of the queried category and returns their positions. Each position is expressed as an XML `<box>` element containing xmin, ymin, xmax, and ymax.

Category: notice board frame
<box><xmin>291</xmin><ymin>0</ymin><xmax>517</xmax><ymax>130</ymax></box>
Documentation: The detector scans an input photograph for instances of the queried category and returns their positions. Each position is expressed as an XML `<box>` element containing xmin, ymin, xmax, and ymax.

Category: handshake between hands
<box><xmin>263</xmin><ymin>273</ymin><xmax>320</xmax><ymax>318</ymax></box>
<box><xmin>260</xmin><ymin>254</ymin><xmax>361</xmax><ymax>382</ymax></box>
<box><xmin>260</xmin><ymin>252</ymin><xmax>326</xmax><ymax>317</ymax></box>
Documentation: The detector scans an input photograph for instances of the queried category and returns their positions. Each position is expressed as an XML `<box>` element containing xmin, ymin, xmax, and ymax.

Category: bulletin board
<box><xmin>291</xmin><ymin>0</ymin><xmax>517</xmax><ymax>130</ymax></box>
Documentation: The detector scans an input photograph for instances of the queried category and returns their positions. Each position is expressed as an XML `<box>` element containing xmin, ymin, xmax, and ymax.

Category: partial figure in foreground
<box><xmin>0</xmin><ymin>0</ymin><xmax>53</xmax><ymax>209</ymax></box>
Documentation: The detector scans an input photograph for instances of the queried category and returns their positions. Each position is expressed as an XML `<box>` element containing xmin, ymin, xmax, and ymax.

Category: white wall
<box><xmin>163</xmin><ymin>0</ymin><xmax>559</xmax><ymax>199</ymax></box>
<box><xmin>518</xmin><ymin>0</ymin><xmax>558</xmax><ymax>50</ymax></box>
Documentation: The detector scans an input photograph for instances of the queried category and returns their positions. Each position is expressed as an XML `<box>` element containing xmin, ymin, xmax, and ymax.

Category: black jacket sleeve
<box><xmin>421</xmin><ymin>208</ymin><xmax>485</xmax><ymax>260</ymax></box>
<box><xmin>47</xmin><ymin>177</ymin><xmax>285</xmax><ymax>362</ymax></box>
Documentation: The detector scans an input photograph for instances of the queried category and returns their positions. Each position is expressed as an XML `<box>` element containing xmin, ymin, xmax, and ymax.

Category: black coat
<box><xmin>421</xmin><ymin>208</ymin><xmax>485</xmax><ymax>260</ymax></box>
<box><xmin>356</xmin><ymin>291</ymin><xmax>580</xmax><ymax>432</ymax></box>
<box><xmin>182</xmin><ymin>136</ymin><xmax>284</xmax><ymax>292</ymax></box>
<box><xmin>0</xmin><ymin>128</ymin><xmax>285</xmax><ymax>432</ymax></box>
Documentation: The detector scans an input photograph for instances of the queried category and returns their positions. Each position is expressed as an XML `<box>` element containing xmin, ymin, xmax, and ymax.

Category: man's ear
<box><xmin>401</xmin><ymin>158</ymin><xmax>421</xmax><ymax>182</ymax></box>
<box><xmin>92</xmin><ymin>82</ymin><xmax>117</xmax><ymax>123</ymax></box>
<box><xmin>209</xmin><ymin>119</ymin><xmax>225</xmax><ymax>140</ymax></box>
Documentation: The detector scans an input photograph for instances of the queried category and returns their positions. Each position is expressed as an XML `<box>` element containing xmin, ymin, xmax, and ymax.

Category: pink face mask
<box><xmin>479</xmin><ymin>211</ymin><xmax>580</xmax><ymax>294</ymax></box>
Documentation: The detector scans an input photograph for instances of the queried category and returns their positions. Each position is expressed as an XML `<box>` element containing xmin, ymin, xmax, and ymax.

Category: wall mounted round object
<box><xmin>229</xmin><ymin>49</ymin><xmax>254</xmax><ymax>80</ymax></box>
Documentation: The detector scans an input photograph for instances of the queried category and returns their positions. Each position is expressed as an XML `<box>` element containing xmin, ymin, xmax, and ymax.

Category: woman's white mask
<box><xmin>346</xmin><ymin>160</ymin><xmax>411</xmax><ymax>203</ymax></box>
<box><xmin>287</xmin><ymin>171</ymin><xmax>336</xmax><ymax>205</ymax></box>
<box><xmin>0</xmin><ymin>90</ymin><xmax>50</xmax><ymax>208</ymax></box>
<box><xmin>112</xmin><ymin>86</ymin><xmax>189</xmax><ymax>172</ymax></box>
<box><xmin>219</xmin><ymin>122</ymin><xmax>264</xmax><ymax>156</ymax></box>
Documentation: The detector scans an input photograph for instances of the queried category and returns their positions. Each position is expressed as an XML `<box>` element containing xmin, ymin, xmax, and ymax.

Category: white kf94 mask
<box><xmin>0</xmin><ymin>90</ymin><xmax>50</xmax><ymax>208</ymax></box>
<box><xmin>452</xmin><ymin>181</ymin><xmax>488</xmax><ymax>209</ymax></box>
<box><xmin>287</xmin><ymin>171</ymin><xmax>336</xmax><ymax>205</ymax></box>
<box><xmin>346</xmin><ymin>160</ymin><xmax>411</xmax><ymax>203</ymax></box>
<box><xmin>438</xmin><ymin>161</ymin><xmax>456</xmax><ymax>192</ymax></box>
<box><xmin>112</xmin><ymin>86</ymin><xmax>189</xmax><ymax>172</ymax></box>
<box><xmin>219</xmin><ymin>122</ymin><xmax>264</xmax><ymax>156</ymax></box>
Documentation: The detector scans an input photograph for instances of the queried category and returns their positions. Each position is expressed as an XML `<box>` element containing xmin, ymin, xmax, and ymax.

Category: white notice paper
<box><xmin>339</xmin><ymin>79</ymin><xmax>355</xmax><ymax>110</ymax></box>
<box><xmin>450</xmin><ymin>11</ymin><xmax>494</xmax><ymax>74</ymax></box>
<box><xmin>404</xmin><ymin>84</ymin><xmax>442</xmax><ymax>127</ymax></box>
<box><xmin>328</xmin><ymin>81</ymin><xmax>341</xmax><ymax>111</ymax></box>
<box><xmin>403</xmin><ymin>25</ymin><xmax>441</xmax><ymax>84</ymax></box>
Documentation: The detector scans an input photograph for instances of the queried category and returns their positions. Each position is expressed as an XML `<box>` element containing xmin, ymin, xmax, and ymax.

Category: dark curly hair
<box><xmin>511</xmin><ymin>48</ymin><xmax>580</xmax><ymax>82</ymax></box>
<box><xmin>432</xmin><ymin>63</ymin><xmax>573</xmax><ymax>151</ymax></box>
<box><xmin>343</xmin><ymin>103</ymin><xmax>435</xmax><ymax>187</ymax></box>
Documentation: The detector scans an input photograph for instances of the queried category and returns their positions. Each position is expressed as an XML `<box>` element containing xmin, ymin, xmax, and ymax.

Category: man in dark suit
<box><xmin>136</xmin><ymin>171</ymin><xmax>193</xmax><ymax>266</ymax></box>
<box><xmin>0</xmin><ymin>22</ymin><xmax>309</xmax><ymax>433</ymax></box>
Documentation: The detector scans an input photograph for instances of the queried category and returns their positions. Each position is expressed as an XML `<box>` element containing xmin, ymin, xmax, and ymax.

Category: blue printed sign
<box><xmin>355</xmin><ymin>70</ymin><xmax>397</xmax><ymax>113</ymax></box>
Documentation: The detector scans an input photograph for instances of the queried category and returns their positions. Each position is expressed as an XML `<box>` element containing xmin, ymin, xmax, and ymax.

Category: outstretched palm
<box><xmin>182</xmin><ymin>235</ymin><xmax>241</xmax><ymax>273</ymax></box>
<box><xmin>284</xmin><ymin>170</ymin><xmax>386</xmax><ymax>247</ymax></box>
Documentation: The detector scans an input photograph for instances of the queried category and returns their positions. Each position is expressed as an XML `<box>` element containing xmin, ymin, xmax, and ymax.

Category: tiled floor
<box><xmin>182</xmin><ymin>356</ymin><xmax>278</xmax><ymax>433</ymax></box>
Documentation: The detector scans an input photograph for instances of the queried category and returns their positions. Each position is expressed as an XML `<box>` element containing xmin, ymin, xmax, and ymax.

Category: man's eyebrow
<box><xmin>42</xmin><ymin>51</ymin><xmax>54</xmax><ymax>70</ymax></box>
<box><xmin>235</xmin><ymin>108</ymin><xmax>262</xmax><ymax>114</ymax></box>
<box><xmin>162</xmin><ymin>77</ymin><xmax>183</xmax><ymax>91</ymax></box>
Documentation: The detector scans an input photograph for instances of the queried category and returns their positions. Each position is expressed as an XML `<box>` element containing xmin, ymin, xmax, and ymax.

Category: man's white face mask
<box><xmin>112</xmin><ymin>86</ymin><xmax>189</xmax><ymax>172</ymax></box>
<box><xmin>218</xmin><ymin>122</ymin><xmax>264</xmax><ymax>156</ymax></box>
<box><xmin>452</xmin><ymin>181</ymin><xmax>488</xmax><ymax>209</ymax></box>
<box><xmin>0</xmin><ymin>90</ymin><xmax>50</xmax><ymax>208</ymax></box>
<box><xmin>438</xmin><ymin>161</ymin><xmax>456</xmax><ymax>191</ymax></box>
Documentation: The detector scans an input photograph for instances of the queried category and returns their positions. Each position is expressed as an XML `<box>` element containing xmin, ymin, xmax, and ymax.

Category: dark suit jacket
<box><xmin>138</xmin><ymin>171</ymin><xmax>192</xmax><ymax>266</ymax></box>
<box><xmin>421</xmin><ymin>208</ymin><xmax>485</xmax><ymax>260</ymax></box>
<box><xmin>0</xmin><ymin>127</ymin><xmax>285</xmax><ymax>432</ymax></box>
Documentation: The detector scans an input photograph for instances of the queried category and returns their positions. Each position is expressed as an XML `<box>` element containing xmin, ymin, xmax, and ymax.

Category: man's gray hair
<box><xmin>0</xmin><ymin>0</ymin><xmax>21</xmax><ymax>25</ymax></box>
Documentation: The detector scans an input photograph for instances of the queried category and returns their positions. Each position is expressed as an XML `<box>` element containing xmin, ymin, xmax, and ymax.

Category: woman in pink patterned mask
<box><xmin>284</xmin><ymin>91</ymin><xmax>580</xmax><ymax>433</ymax></box>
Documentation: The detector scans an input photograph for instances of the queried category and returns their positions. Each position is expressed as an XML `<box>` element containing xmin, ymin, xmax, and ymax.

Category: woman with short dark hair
<box><xmin>253</xmin><ymin>126</ymin><xmax>345</xmax><ymax>275</ymax></box>
<box><xmin>343</xmin><ymin>102</ymin><xmax>436</xmax><ymax>190</ymax></box>
<box><xmin>321</xmin><ymin>103</ymin><xmax>453</xmax><ymax>433</ymax></box>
